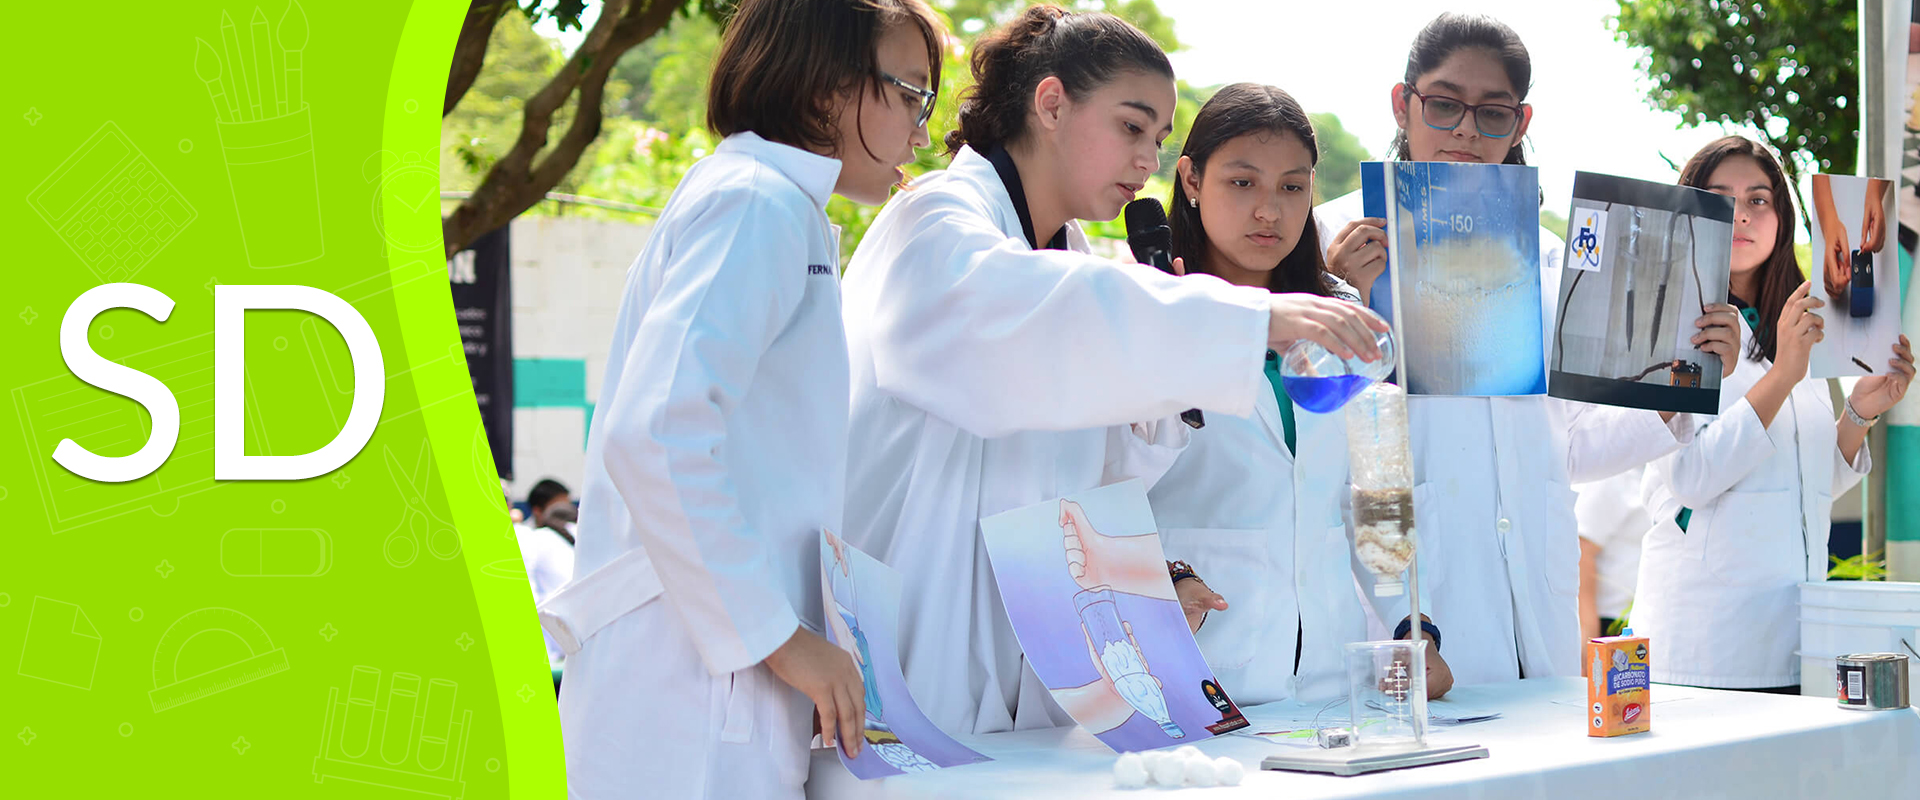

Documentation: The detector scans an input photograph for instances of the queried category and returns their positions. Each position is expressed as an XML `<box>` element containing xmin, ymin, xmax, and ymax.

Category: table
<box><xmin>806</xmin><ymin>677</ymin><xmax>1920</xmax><ymax>799</ymax></box>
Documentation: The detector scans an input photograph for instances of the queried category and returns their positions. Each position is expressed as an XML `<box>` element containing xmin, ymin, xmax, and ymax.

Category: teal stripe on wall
<box><xmin>515</xmin><ymin>358</ymin><xmax>588</xmax><ymax>408</ymax></box>
<box><xmin>1889</xmin><ymin>425</ymin><xmax>1920</xmax><ymax>543</ymax></box>
<box><xmin>1885</xmin><ymin>247</ymin><xmax>1913</xmax><ymax>543</ymax></box>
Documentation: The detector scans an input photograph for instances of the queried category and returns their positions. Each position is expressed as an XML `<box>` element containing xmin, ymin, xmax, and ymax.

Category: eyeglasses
<box><xmin>1407</xmin><ymin>89</ymin><xmax>1524</xmax><ymax>138</ymax></box>
<box><xmin>881</xmin><ymin>72</ymin><xmax>937</xmax><ymax>128</ymax></box>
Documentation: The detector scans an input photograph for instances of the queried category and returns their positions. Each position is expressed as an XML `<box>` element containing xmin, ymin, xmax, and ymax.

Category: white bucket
<box><xmin>1797</xmin><ymin>581</ymin><xmax>1920</xmax><ymax>698</ymax></box>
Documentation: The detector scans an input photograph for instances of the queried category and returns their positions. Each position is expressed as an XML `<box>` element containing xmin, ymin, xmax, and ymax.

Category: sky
<box><xmin>536</xmin><ymin>0</ymin><xmax>1770</xmax><ymax>227</ymax></box>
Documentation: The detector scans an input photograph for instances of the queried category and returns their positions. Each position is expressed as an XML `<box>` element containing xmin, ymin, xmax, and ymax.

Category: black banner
<box><xmin>449</xmin><ymin>225</ymin><xmax>514</xmax><ymax>480</ymax></box>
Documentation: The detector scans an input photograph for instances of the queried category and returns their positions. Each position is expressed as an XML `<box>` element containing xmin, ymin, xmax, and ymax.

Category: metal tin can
<box><xmin>1835</xmin><ymin>653</ymin><xmax>1910</xmax><ymax>710</ymax></box>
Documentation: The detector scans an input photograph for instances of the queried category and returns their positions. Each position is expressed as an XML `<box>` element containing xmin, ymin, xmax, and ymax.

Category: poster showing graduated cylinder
<box><xmin>818</xmin><ymin>531</ymin><xmax>991</xmax><ymax>779</ymax></box>
<box><xmin>1361</xmin><ymin>161</ymin><xmax>1546</xmax><ymax>395</ymax></box>
<box><xmin>1549</xmin><ymin>172</ymin><xmax>1734</xmax><ymax>414</ymax></box>
<box><xmin>978</xmin><ymin>480</ymin><xmax>1250</xmax><ymax>753</ymax></box>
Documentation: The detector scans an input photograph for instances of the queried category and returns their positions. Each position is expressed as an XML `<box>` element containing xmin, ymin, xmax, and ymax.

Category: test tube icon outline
<box><xmin>341</xmin><ymin>665</ymin><xmax>378</xmax><ymax>759</ymax></box>
<box><xmin>417</xmin><ymin>678</ymin><xmax>458</xmax><ymax>772</ymax></box>
<box><xmin>381</xmin><ymin>672</ymin><xmax>422</xmax><ymax>766</ymax></box>
<box><xmin>315</xmin><ymin>665</ymin><xmax>473</xmax><ymax>798</ymax></box>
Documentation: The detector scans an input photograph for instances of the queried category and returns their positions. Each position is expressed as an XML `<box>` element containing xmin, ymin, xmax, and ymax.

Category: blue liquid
<box><xmin>1284</xmin><ymin>374</ymin><xmax>1372</xmax><ymax>413</ymax></box>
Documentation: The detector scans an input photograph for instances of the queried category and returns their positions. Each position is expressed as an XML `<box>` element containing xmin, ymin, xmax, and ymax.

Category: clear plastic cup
<box><xmin>1346</xmin><ymin>639</ymin><xmax>1428</xmax><ymax>749</ymax></box>
<box><xmin>1279</xmin><ymin>319</ymin><xmax>1397</xmax><ymax>413</ymax></box>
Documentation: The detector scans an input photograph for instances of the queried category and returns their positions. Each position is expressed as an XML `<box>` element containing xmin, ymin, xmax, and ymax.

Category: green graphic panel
<box><xmin>0</xmin><ymin>2</ymin><xmax>566</xmax><ymax>796</ymax></box>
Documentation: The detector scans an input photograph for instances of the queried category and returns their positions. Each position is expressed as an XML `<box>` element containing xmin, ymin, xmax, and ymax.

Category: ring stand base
<box><xmin>1261</xmin><ymin>743</ymin><xmax>1488</xmax><ymax>776</ymax></box>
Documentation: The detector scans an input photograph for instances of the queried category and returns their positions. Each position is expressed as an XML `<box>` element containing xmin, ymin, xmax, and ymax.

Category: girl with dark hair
<box><xmin>1308</xmin><ymin>12</ymin><xmax>1743</xmax><ymax>689</ymax></box>
<box><xmin>1635</xmin><ymin>136</ymin><xmax>1913</xmax><ymax>692</ymax></box>
<box><xmin>840</xmin><ymin>6</ymin><xmax>1388</xmax><ymax>736</ymax></box>
<box><xmin>538</xmin><ymin>1</ymin><xmax>945</xmax><ymax>795</ymax></box>
<box><xmin>1146</xmin><ymin>83</ymin><xmax>1444</xmax><ymax>704</ymax></box>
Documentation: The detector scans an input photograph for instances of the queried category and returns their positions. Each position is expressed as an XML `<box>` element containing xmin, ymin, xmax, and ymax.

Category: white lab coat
<box><xmin>514</xmin><ymin>523</ymin><xmax>575</xmax><ymax>669</ymax></box>
<box><xmin>1573</xmin><ymin>467</ymin><xmax>1653</xmax><ymax>621</ymax></box>
<box><xmin>1147</xmin><ymin>352</ymin><xmax>1371</xmax><ymax>706</ymax></box>
<box><xmin>1316</xmin><ymin>189</ymin><xmax>1693</xmax><ymax>684</ymax></box>
<box><xmin>1636</xmin><ymin>348</ymin><xmax>1870</xmax><ymax>688</ymax></box>
<box><xmin>538</xmin><ymin>133</ymin><xmax>847</xmax><ymax>799</ymax></box>
<box><xmin>841</xmin><ymin>146</ymin><xmax>1275</xmax><ymax>736</ymax></box>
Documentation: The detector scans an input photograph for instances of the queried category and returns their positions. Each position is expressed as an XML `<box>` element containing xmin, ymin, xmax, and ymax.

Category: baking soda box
<box><xmin>1586</xmin><ymin>635</ymin><xmax>1650</xmax><ymax>737</ymax></box>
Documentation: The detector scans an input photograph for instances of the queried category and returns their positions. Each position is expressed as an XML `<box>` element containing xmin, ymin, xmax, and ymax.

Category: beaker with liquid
<box><xmin>1346</xmin><ymin>383</ymin><xmax>1417</xmax><ymax>596</ymax></box>
<box><xmin>1279</xmin><ymin>316</ymin><xmax>1397</xmax><ymax>413</ymax></box>
<box><xmin>1346</xmin><ymin>639</ymin><xmax>1429</xmax><ymax>749</ymax></box>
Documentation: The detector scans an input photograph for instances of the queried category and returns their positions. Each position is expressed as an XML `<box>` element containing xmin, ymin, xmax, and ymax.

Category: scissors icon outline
<box><xmin>384</xmin><ymin>439</ymin><xmax>462</xmax><ymax>567</ymax></box>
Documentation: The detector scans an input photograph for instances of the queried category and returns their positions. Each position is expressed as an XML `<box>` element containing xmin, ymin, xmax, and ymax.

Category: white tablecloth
<box><xmin>805</xmin><ymin>677</ymin><xmax>1920</xmax><ymax>799</ymax></box>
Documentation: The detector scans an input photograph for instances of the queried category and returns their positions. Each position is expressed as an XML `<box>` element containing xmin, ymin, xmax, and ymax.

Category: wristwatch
<box><xmin>1844</xmin><ymin>399</ymin><xmax>1880</xmax><ymax>429</ymax></box>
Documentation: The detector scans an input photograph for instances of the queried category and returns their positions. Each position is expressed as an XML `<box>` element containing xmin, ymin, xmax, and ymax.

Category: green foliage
<box><xmin>943</xmin><ymin>0</ymin><xmax>1180</xmax><ymax>49</ymax></box>
<box><xmin>1541</xmin><ymin>209</ymin><xmax>1569</xmax><ymax>242</ymax></box>
<box><xmin>1611</xmin><ymin>0</ymin><xmax>1857</xmax><ymax>188</ymax></box>
<box><xmin>450</xmin><ymin>0</ymin><xmax>1201</xmax><ymax>259</ymax></box>
<box><xmin>1829</xmin><ymin>552</ymin><xmax>1889</xmax><ymax>581</ymax></box>
<box><xmin>441</xmin><ymin>13</ymin><xmax>565</xmax><ymax>185</ymax></box>
<box><xmin>1605</xmin><ymin>605</ymin><xmax>1631</xmax><ymax>636</ymax></box>
<box><xmin>1310</xmin><ymin>112</ymin><xmax>1366</xmax><ymax>204</ymax></box>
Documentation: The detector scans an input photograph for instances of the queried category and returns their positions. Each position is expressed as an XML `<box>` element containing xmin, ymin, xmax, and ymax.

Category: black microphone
<box><xmin>1123</xmin><ymin>198</ymin><xmax>1204</xmax><ymax>429</ymax></box>
<box><xmin>1124</xmin><ymin>198</ymin><xmax>1178</xmax><ymax>274</ymax></box>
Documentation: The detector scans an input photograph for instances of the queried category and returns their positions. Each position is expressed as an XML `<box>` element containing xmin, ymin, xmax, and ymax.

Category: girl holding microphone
<box><xmin>840</xmin><ymin>5</ymin><xmax>1387</xmax><ymax>736</ymax></box>
<box><xmin>1635</xmin><ymin>136</ymin><xmax>1914</xmax><ymax>691</ymax></box>
<box><xmin>537</xmin><ymin>1</ymin><xmax>947</xmax><ymax>795</ymax></box>
<box><xmin>1312</xmin><ymin>12</ymin><xmax>1743</xmax><ymax>685</ymax></box>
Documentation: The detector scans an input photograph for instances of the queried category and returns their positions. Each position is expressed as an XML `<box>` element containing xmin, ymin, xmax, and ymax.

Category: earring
<box><xmin>1188</xmin><ymin>198</ymin><xmax>1198</xmax><ymax>208</ymax></box>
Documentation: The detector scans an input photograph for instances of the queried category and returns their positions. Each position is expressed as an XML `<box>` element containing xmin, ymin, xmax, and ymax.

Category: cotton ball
<box><xmin>1112</xmin><ymin>753</ymin><xmax>1148</xmax><ymax>789</ymax></box>
<box><xmin>1173</xmin><ymin>745</ymin><xmax>1203</xmax><ymax>761</ymax></box>
<box><xmin>1148</xmin><ymin>751</ymin><xmax>1186</xmax><ymax>786</ymax></box>
<box><xmin>1214</xmin><ymin>757</ymin><xmax>1246</xmax><ymax>786</ymax></box>
<box><xmin>1183</xmin><ymin>754</ymin><xmax>1219</xmax><ymax>788</ymax></box>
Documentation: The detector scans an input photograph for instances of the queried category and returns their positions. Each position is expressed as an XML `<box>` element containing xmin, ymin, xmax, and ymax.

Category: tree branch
<box><xmin>443</xmin><ymin>0</ymin><xmax>684</xmax><ymax>257</ymax></box>
<box><xmin>444</xmin><ymin>1</ymin><xmax>514</xmax><ymax>118</ymax></box>
<box><xmin>529</xmin><ymin>1</ymin><xmax>679</xmax><ymax>190</ymax></box>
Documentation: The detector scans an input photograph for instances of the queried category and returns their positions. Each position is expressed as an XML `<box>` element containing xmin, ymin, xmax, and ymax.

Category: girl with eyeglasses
<box><xmin>1311</xmin><ymin>13</ymin><xmax>1743</xmax><ymax>688</ymax></box>
<box><xmin>839</xmin><ymin>5</ymin><xmax>1388</xmax><ymax>737</ymax></box>
<box><xmin>536</xmin><ymin>1</ymin><xmax>946</xmax><ymax>795</ymax></box>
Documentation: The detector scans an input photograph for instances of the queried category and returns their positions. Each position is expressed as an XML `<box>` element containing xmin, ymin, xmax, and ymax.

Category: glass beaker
<box><xmin>1279</xmin><ymin>314</ymin><xmax>1397</xmax><ymax>413</ymax></box>
<box><xmin>1346</xmin><ymin>639</ymin><xmax>1428</xmax><ymax>749</ymax></box>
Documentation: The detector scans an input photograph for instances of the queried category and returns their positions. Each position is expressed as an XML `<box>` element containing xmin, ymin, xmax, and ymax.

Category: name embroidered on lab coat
<box><xmin>807</xmin><ymin>264</ymin><xmax>833</xmax><ymax>276</ymax></box>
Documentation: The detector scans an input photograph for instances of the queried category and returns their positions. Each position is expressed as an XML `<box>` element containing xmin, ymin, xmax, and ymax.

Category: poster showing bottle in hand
<box><xmin>979</xmin><ymin>480</ymin><xmax>1250</xmax><ymax>753</ymax></box>
<box><xmin>818</xmin><ymin>531</ymin><xmax>991</xmax><ymax>779</ymax></box>
<box><xmin>1808</xmin><ymin>173</ymin><xmax>1905</xmax><ymax>379</ymax></box>
<box><xmin>192</xmin><ymin>1</ymin><xmax>324</xmax><ymax>269</ymax></box>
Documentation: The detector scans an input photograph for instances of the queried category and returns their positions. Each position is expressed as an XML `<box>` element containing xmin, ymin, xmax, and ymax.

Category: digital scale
<box><xmin>1262</xmin><ymin>743</ymin><xmax>1490</xmax><ymax>776</ymax></box>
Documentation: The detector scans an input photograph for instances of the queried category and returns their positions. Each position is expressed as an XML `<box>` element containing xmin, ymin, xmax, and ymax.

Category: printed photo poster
<box><xmin>1895</xmin><ymin>0</ymin><xmax>1919</xmax><ymax>265</ymax></box>
<box><xmin>1809</xmin><ymin>174</ymin><xmax>1905</xmax><ymax>378</ymax></box>
<box><xmin>978</xmin><ymin>480</ymin><xmax>1250</xmax><ymax>753</ymax></box>
<box><xmin>1362</xmin><ymin>161</ymin><xmax>1547</xmax><ymax>395</ymax></box>
<box><xmin>819</xmin><ymin>531</ymin><xmax>992</xmax><ymax>779</ymax></box>
<box><xmin>1549</xmin><ymin>172</ymin><xmax>1735</xmax><ymax>414</ymax></box>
